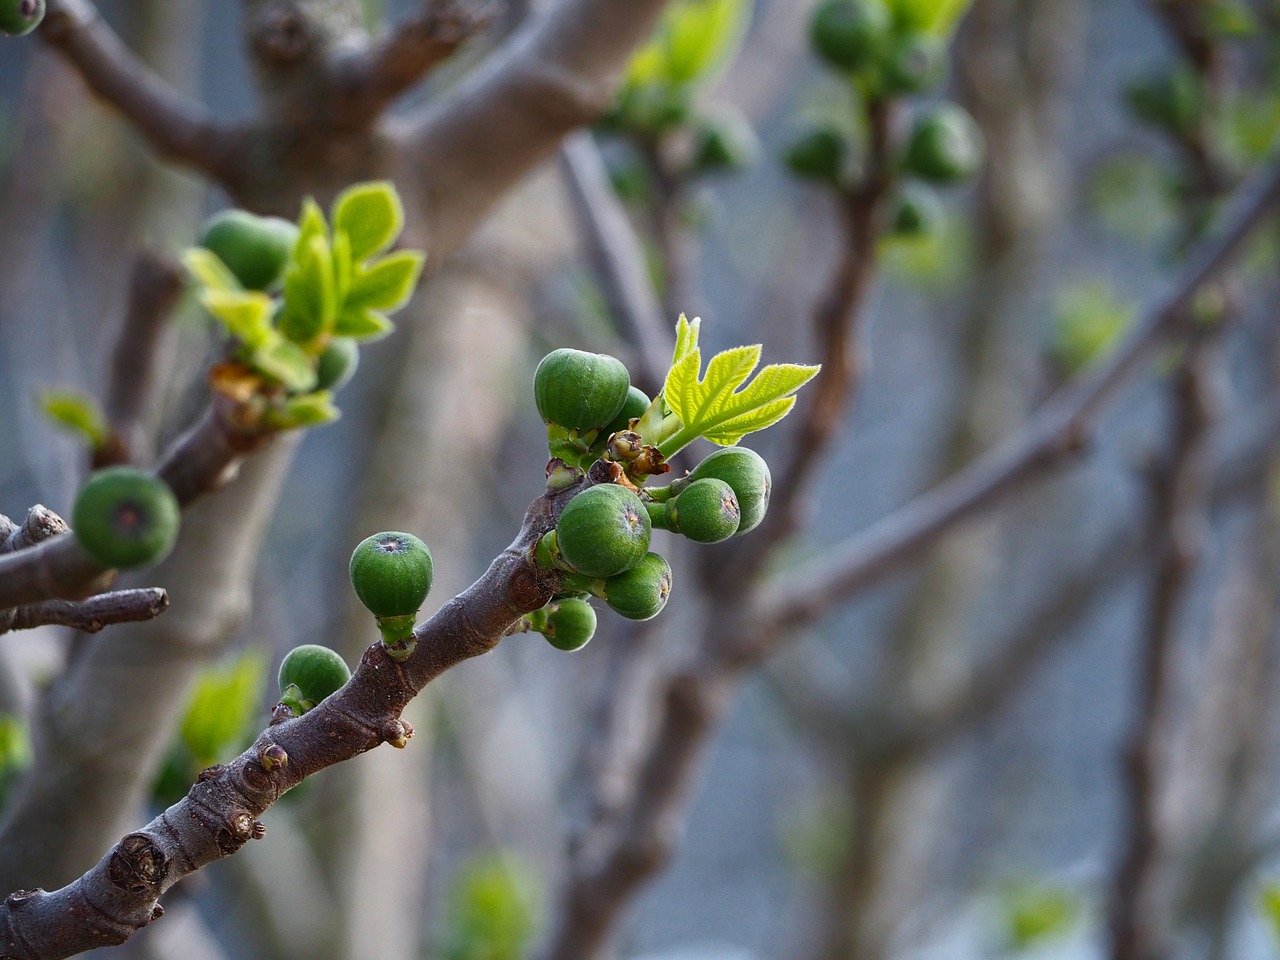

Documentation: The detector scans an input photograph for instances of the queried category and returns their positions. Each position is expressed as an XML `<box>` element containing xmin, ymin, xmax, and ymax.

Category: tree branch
<box><xmin>760</xmin><ymin>153</ymin><xmax>1280</xmax><ymax>632</ymax></box>
<box><xmin>4</xmin><ymin>589</ymin><xmax>169</xmax><ymax>635</ymax></box>
<box><xmin>38</xmin><ymin>0</ymin><xmax>241</xmax><ymax>186</ymax></box>
<box><xmin>0</xmin><ymin>489</ymin><xmax>571</xmax><ymax>959</ymax></box>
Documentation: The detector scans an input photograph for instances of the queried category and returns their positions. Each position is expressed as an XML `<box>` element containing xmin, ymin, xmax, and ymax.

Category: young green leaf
<box><xmin>266</xmin><ymin>391</ymin><xmax>340</xmax><ymax>430</ymax></box>
<box><xmin>38</xmin><ymin>389</ymin><xmax>110</xmax><ymax>449</ymax></box>
<box><xmin>179</xmin><ymin>653</ymin><xmax>266</xmax><ymax>767</ymax></box>
<box><xmin>658</xmin><ymin>317</ymin><xmax>819</xmax><ymax>455</ymax></box>
<box><xmin>183</xmin><ymin>247</ymin><xmax>243</xmax><ymax>293</ymax></box>
<box><xmin>293</xmin><ymin>197</ymin><xmax>329</xmax><ymax>260</ymax></box>
<box><xmin>278</xmin><ymin>233</ymin><xmax>337</xmax><ymax>345</ymax></box>
<box><xmin>198</xmin><ymin>289</ymin><xmax>276</xmax><ymax>349</ymax></box>
<box><xmin>334</xmin><ymin>306</ymin><xmax>395</xmax><ymax>341</ymax></box>
<box><xmin>332</xmin><ymin>181</ymin><xmax>404</xmax><ymax>263</ymax></box>
<box><xmin>253</xmin><ymin>336</ymin><xmax>318</xmax><ymax>392</ymax></box>
<box><xmin>345</xmin><ymin>250</ymin><xmax>426</xmax><ymax>312</ymax></box>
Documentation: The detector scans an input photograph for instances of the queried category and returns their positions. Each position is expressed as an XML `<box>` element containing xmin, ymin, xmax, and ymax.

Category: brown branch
<box><xmin>38</xmin><ymin>0</ymin><xmax>241</xmax><ymax>186</ymax></box>
<box><xmin>5</xmin><ymin>589</ymin><xmax>169</xmax><ymax>635</ymax></box>
<box><xmin>0</xmin><ymin>489</ymin><xmax>572</xmax><ymax>960</ymax></box>
<box><xmin>761</xmin><ymin>152</ymin><xmax>1280</xmax><ymax>634</ymax></box>
<box><xmin>559</xmin><ymin>132</ymin><xmax>672</xmax><ymax>395</ymax></box>
<box><xmin>103</xmin><ymin>253</ymin><xmax>185</xmax><ymax>467</ymax></box>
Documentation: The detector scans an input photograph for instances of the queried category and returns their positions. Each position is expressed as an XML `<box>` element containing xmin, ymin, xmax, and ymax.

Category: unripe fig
<box><xmin>556</xmin><ymin>484</ymin><xmax>651</xmax><ymax>579</ymax></box>
<box><xmin>902</xmin><ymin>105</ymin><xmax>984</xmax><ymax>184</ymax></box>
<box><xmin>669</xmin><ymin>478</ymin><xmax>740</xmax><ymax>543</ymax></box>
<box><xmin>690</xmin><ymin>110</ymin><xmax>759</xmax><ymax>175</ymax></box>
<box><xmin>279</xmin><ymin>644</ymin><xmax>351</xmax><ymax>713</ymax></box>
<box><xmin>600</xmin><ymin>552</ymin><xmax>672</xmax><ymax>621</ymax></box>
<box><xmin>198</xmin><ymin>210</ymin><xmax>300</xmax><ymax>291</ymax></box>
<box><xmin>0</xmin><ymin>0</ymin><xmax>43</xmax><ymax>35</ymax></box>
<box><xmin>888</xmin><ymin>183</ymin><xmax>942</xmax><ymax>238</ymax></box>
<box><xmin>785</xmin><ymin>128</ymin><xmax>847</xmax><ymax>186</ymax></box>
<box><xmin>810</xmin><ymin>0</ymin><xmax>891</xmax><ymax>72</ymax></box>
<box><xmin>881</xmin><ymin>31</ymin><xmax>947</xmax><ymax>95</ymax></box>
<box><xmin>315</xmin><ymin>337</ymin><xmax>359</xmax><ymax>392</ymax></box>
<box><xmin>541</xmin><ymin>598</ymin><xmax>597</xmax><ymax>652</ymax></box>
<box><xmin>534</xmin><ymin>348</ymin><xmax>631</xmax><ymax>431</ymax></box>
<box><xmin>605</xmin><ymin>386</ymin><xmax>652</xmax><ymax>437</ymax></box>
<box><xmin>349</xmin><ymin>531</ymin><xmax>434</xmax><ymax>620</ymax></box>
<box><xmin>72</xmin><ymin>467</ymin><xmax>180</xmax><ymax>569</ymax></box>
<box><xmin>687</xmin><ymin>446</ymin><xmax>771</xmax><ymax>534</ymax></box>
<box><xmin>1124</xmin><ymin>66</ymin><xmax>1202</xmax><ymax>136</ymax></box>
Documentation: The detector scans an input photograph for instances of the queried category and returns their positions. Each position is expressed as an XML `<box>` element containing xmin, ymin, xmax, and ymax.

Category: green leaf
<box><xmin>292</xmin><ymin>197</ymin><xmax>329</xmax><ymax>261</ymax></box>
<box><xmin>266</xmin><ymin>391</ymin><xmax>340</xmax><ymax>430</ymax></box>
<box><xmin>659</xmin><ymin>321</ymin><xmax>819</xmax><ymax>454</ymax></box>
<box><xmin>182</xmin><ymin>248</ymin><xmax>243</xmax><ymax>293</ymax></box>
<box><xmin>1003</xmin><ymin>882</ymin><xmax>1079</xmax><ymax>951</ymax></box>
<box><xmin>180</xmin><ymin>653</ymin><xmax>266</xmax><ymax>767</ymax></box>
<box><xmin>1260</xmin><ymin>881</ymin><xmax>1280</xmax><ymax>945</ymax></box>
<box><xmin>38</xmin><ymin>389</ymin><xmax>110</xmax><ymax>448</ymax></box>
<box><xmin>199</xmin><ymin>289</ymin><xmax>276</xmax><ymax>350</ymax></box>
<box><xmin>332</xmin><ymin>181</ymin><xmax>404</xmax><ymax>262</ymax></box>
<box><xmin>332</xmin><ymin>228</ymin><xmax>353</xmax><ymax>306</ymax></box>
<box><xmin>253</xmin><ymin>335</ymin><xmax>318</xmax><ymax>391</ymax></box>
<box><xmin>278</xmin><ymin>233</ymin><xmax>338</xmax><ymax>345</ymax></box>
<box><xmin>663</xmin><ymin>0</ymin><xmax>749</xmax><ymax>84</ymax></box>
<box><xmin>886</xmin><ymin>0</ymin><xmax>972</xmax><ymax>35</ymax></box>
<box><xmin>439</xmin><ymin>853</ymin><xmax>539</xmax><ymax>960</ymax></box>
<box><xmin>333</xmin><ymin>306</ymin><xmax>395</xmax><ymax>341</ymax></box>
<box><xmin>345</xmin><ymin>250</ymin><xmax>425</xmax><ymax>313</ymax></box>
<box><xmin>1052</xmin><ymin>280</ymin><xmax>1134</xmax><ymax>375</ymax></box>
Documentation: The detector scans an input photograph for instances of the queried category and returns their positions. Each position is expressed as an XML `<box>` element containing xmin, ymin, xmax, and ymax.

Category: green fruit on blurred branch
<box><xmin>902</xmin><ymin>104</ymin><xmax>984</xmax><ymax>183</ymax></box>
<box><xmin>785</xmin><ymin>128</ymin><xmax>848</xmax><ymax>186</ymax></box>
<box><xmin>690</xmin><ymin>109</ymin><xmax>759</xmax><ymax>175</ymax></box>
<box><xmin>199</xmin><ymin>210</ymin><xmax>300</xmax><ymax>291</ymax></box>
<box><xmin>540</xmin><ymin>599</ymin><xmax>598</xmax><ymax>651</ymax></box>
<box><xmin>810</xmin><ymin>0</ymin><xmax>891</xmax><ymax>71</ymax></box>
<box><xmin>534</xmin><ymin>348</ymin><xmax>631</xmax><ymax>431</ymax></box>
<box><xmin>1124</xmin><ymin>65</ymin><xmax>1203</xmax><ymax>136</ymax></box>
<box><xmin>72</xmin><ymin>467</ymin><xmax>180</xmax><ymax>569</ymax></box>
<box><xmin>315</xmin><ymin>337</ymin><xmax>360</xmax><ymax>392</ymax></box>
<box><xmin>665</xmin><ymin>478</ymin><xmax>741</xmax><ymax>543</ymax></box>
<box><xmin>278</xmin><ymin>644</ymin><xmax>351</xmax><ymax>713</ymax></box>
<box><xmin>349</xmin><ymin>531</ymin><xmax>434</xmax><ymax>620</ymax></box>
<box><xmin>685</xmin><ymin>446</ymin><xmax>771</xmax><ymax>534</ymax></box>
<box><xmin>881</xmin><ymin>31</ymin><xmax>947</xmax><ymax>94</ymax></box>
<box><xmin>556</xmin><ymin>484</ymin><xmax>651</xmax><ymax>579</ymax></box>
<box><xmin>600</xmin><ymin>552</ymin><xmax>672</xmax><ymax>621</ymax></box>
<box><xmin>888</xmin><ymin>183</ymin><xmax>942</xmax><ymax>238</ymax></box>
<box><xmin>0</xmin><ymin>0</ymin><xmax>43</xmax><ymax>36</ymax></box>
<box><xmin>605</xmin><ymin>386</ymin><xmax>652</xmax><ymax>438</ymax></box>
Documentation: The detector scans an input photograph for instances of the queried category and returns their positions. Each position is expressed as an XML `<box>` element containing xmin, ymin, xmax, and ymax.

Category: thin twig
<box><xmin>5</xmin><ymin>589</ymin><xmax>169</xmax><ymax>635</ymax></box>
<box><xmin>38</xmin><ymin>0</ymin><xmax>241</xmax><ymax>186</ymax></box>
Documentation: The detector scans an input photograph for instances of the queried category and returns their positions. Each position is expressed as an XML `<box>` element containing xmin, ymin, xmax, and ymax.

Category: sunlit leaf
<box><xmin>182</xmin><ymin>247</ymin><xmax>242</xmax><ymax>293</ymax></box>
<box><xmin>345</xmin><ymin>250</ymin><xmax>425</xmax><ymax>312</ymax></box>
<box><xmin>332</xmin><ymin>180</ymin><xmax>404</xmax><ymax>262</ymax></box>
<box><xmin>38</xmin><ymin>389</ymin><xmax>110</xmax><ymax>448</ymax></box>
<box><xmin>180</xmin><ymin>653</ymin><xmax>266</xmax><ymax>767</ymax></box>
<box><xmin>253</xmin><ymin>335</ymin><xmax>317</xmax><ymax>391</ymax></box>
<box><xmin>199</xmin><ymin>289</ymin><xmax>276</xmax><ymax>349</ymax></box>
<box><xmin>333</xmin><ymin>306</ymin><xmax>395</xmax><ymax>341</ymax></box>
<box><xmin>266</xmin><ymin>391</ymin><xmax>340</xmax><ymax>430</ymax></box>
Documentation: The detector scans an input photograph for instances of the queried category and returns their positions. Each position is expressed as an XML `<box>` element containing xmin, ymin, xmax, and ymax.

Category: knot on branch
<box><xmin>4</xmin><ymin>889</ymin><xmax>40</xmax><ymax>908</ymax></box>
<box><xmin>217</xmin><ymin>810</ymin><xmax>265</xmax><ymax>854</ymax></box>
<box><xmin>108</xmin><ymin>834</ymin><xmax>169</xmax><ymax>895</ymax></box>
<box><xmin>508</xmin><ymin>562</ymin><xmax>552</xmax><ymax>613</ymax></box>
<box><xmin>381</xmin><ymin>718</ymin><xmax>414</xmax><ymax>749</ymax></box>
<box><xmin>251</xmin><ymin>3</ymin><xmax>317</xmax><ymax>66</ymax></box>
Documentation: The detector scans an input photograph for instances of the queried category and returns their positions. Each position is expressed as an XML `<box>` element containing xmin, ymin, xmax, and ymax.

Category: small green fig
<box><xmin>315</xmin><ymin>337</ymin><xmax>359</xmax><ymax>392</ymax></box>
<box><xmin>686</xmin><ymin>446</ymin><xmax>771</xmax><ymax>534</ymax></box>
<box><xmin>198</xmin><ymin>210</ymin><xmax>300</xmax><ymax>291</ymax></box>
<box><xmin>556</xmin><ymin>484</ymin><xmax>651</xmax><ymax>579</ymax></box>
<box><xmin>279</xmin><ymin>644</ymin><xmax>351</xmax><ymax>713</ymax></box>
<box><xmin>349</xmin><ymin>531</ymin><xmax>434</xmax><ymax>620</ymax></box>
<box><xmin>604</xmin><ymin>386</ymin><xmax>652</xmax><ymax>438</ymax></box>
<box><xmin>72</xmin><ymin>467</ymin><xmax>180</xmax><ymax>569</ymax></box>
<box><xmin>1124</xmin><ymin>66</ymin><xmax>1202</xmax><ymax>136</ymax></box>
<box><xmin>540</xmin><ymin>598</ymin><xmax>598</xmax><ymax>652</ymax></box>
<box><xmin>534</xmin><ymin>348</ymin><xmax>631</xmax><ymax>431</ymax></box>
<box><xmin>881</xmin><ymin>31</ymin><xmax>947</xmax><ymax>94</ymax></box>
<box><xmin>785</xmin><ymin>128</ymin><xmax>847</xmax><ymax>186</ymax></box>
<box><xmin>0</xmin><ymin>0</ymin><xmax>43</xmax><ymax>35</ymax></box>
<box><xmin>690</xmin><ymin>110</ymin><xmax>759</xmax><ymax>175</ymax></box>
<box><xmin>600</xmin><ymin>552</ymin><xmax>672</xmax><ymax>621</ymax></box>
<box><xmin>809</xmin><ymin>0</ymin><xmax>891</xmax><ymax>72</ymax></box>
<box><xmin>902</xmin><ymin>105</ymin><xmax>984</xmax><ymax>184</ymax></box>
<box><xmin>888</xmin><ymin>183</ymin><xmax>942</xmax><ymax>238</ymax></box>
<box><xmin>669</xmin><ymin>478</ymin><xmax>740</xmax><ymax>543</ymax></box>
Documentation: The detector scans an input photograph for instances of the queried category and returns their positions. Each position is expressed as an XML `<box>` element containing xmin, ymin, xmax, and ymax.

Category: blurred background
<box><xmin>3</xmin><ymin>1</ymin><xmax>1280</xmax><ymax>959</ymax></box>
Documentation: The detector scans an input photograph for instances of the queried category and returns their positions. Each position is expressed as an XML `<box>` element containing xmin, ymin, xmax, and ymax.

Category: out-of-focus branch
<box><xmin>103</xmin><ymin>253</ymin><xmax>186</xmax><ymax>467</ymax></box>
<box><xmin>327</xmin><ymin>0</ymin><xmax>496</xmax><ymax>120</ymax></box>
<box><xmin>399</xmin><ymin>0</ymin><xmax>673</xmax><ymax>263</ymax></box>
<box><xmin>762</xmin><ymin>152</ymin><xmax>1280</xmax><ymax>632</ymax></box>
<box><xmin>4</xmin><ymin>589</ymin><xmax>168</xmax><ymax>635</ymax></box>
<box><xmin>0</xmin><ymin>491</ymin><xmax>571</xmax><ymax>959</ymax></box>
<box><xmin>1108</xmin><ymin>333</ymin><xmax>1221</xmax><ymax>960</ymax></box>
<box><xmin>559</xmin><ymin>132</ymin><xmax>672</xmax><ymax>395</ymax></box>
<box><xmin>38</xmin><ymin>0</ymin><xmax>241</xmax><ymax>185</ymax></box>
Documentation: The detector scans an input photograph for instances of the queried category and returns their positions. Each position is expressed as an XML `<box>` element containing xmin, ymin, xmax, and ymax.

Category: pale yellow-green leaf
<box><xmin>332</xmin><ymin>180</ymin><xmax>404</xmax><ymax>262</ymax></box>
<box><xmin>345</xmin><ymin>250</ymin><xmax>426</xmax><ymax>312</ymax></box>
<box><xmin>200</xmin><ymin>289</ymin><xmax>275</xmax><ymax>349</ymax></box>
<box><xmin>334</xmin><ymin>306</ymin><xmax>395</xmax><ymax>341</ymax></box>
<box><xmin>293</xmin><ymin>197</ymin><xmax>329</xmax><ymax>261</ymax></box>
<box><xmin>38</xmin><ymin>389</ymin><xmax>110</xmax><ymax>448</ymax></box>
<box><xmin>253</xmin><ymin>335</ymin><xmax>317</xmax><ymax>392</ymax></box>
<box><xmin>672</xmin><ymin>312</ymin><xmax>701</xmax><ymax>365</ymax></box>
<box><xmin>183</xmin><ymin>248</ymin><xmax>242</xmax><ymax>293</ymax></box>
<box><xmin>703</xmin><ymin>396</ymin><xmax>795</xmax><ymax>445</ymax></box>
<box><xmin>180</xmin><ymin>653</ymin><xmax>266</xmax><ymax>766</ymax></box>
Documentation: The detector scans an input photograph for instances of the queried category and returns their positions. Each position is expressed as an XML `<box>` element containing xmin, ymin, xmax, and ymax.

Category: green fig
<box><xmin>315</xmin><ymin>337</ymin><xmax>359</xmax><ymax>392</ymax></box>
<box><xmin>349</xmin><ymin>531</ymin><xmax>434</xmax><ymax>620</ymax></box>
<box><xmin>881</xmin><ymin>31</ymin><xmax>947</xmax><ymax>95</ymax></box>
<box><xmin>690</xmin><ymin>110</ymin><xmax>759</xmax><ymax>176</ymax></box>
<box><xmin>600</xmin><ymin>552</ymin><xmax>672</xmax><ymax>621</ymax></box>
<box><xmin>278</xmin><ymin>644</ymin><xmax>351</xmax><ymax>714</ymax></box>
<box><xmin>556</xmin><ymin>484</ymin><xmax>651</xmax><ymax>579</ymax></box>
<box><xmin>72</xmin><ymin>467</ymin><xmax>180</xmax><ymax>569</ymax></box>
<box><xmin>666</xmin><ymin>478</ymin><xmax>740</xmax><ymax>543</ymax></box>
<box><xmin>534</xmin><ymin>348</ymin><xmax>632</xmax><ymax>431</ymax></box>
<box><xmin>540</xmin><ymin>598</ymin><xmax>598</xmax><ymax>651</ymax></box>
<box><xmin>785</xmin><ymin>128</ymin><xmax>847</xmax><ymax>186</ymax></box>
<box><xmin>1124</xmin><ymin>65</ymin><xmax>1203</xmax><ymax>136</ymax></box>
<box><xmin>0</xmin><ymin>0</ymin><xmax>43</xmax><ymax>35</ymax></box>
<box><xmin>686</xmin><ymin>446</ymin><xmax>771</xmax><ymax>534</ymax></box>
<box><xmin>888</xmin><ymin>183</ymin><xmax>942</xmax><ymax>238</ymax></box>
<box><xmin>604</xmin><ymin>386</ymin><xmax>652</xmax><ymax>438</ymax></box>
<box><xmin>199</xmin><ymin>210</ymin><xmax>300</xmax><ymax>291</ymax></box>
<box><xmin>902</xmin><ymin>104</ymin><xmax>984</xmax><ymax>184</ymax></box>
<box><xmin>810</xmin><ymin>0</ymin><xmax>891</xmax><ymax>72</ymax></box>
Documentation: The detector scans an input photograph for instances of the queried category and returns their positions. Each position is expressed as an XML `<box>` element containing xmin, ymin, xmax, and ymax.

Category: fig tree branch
<box><xmin>38</xmin><ymin>0</ymin><xmax>241</xmax><ymax>185</ymax></box>
<box><xmin>0</xmin><ymin>490</ymin><xmax>571</xmax><ymax>960</ymax></box>
<box><xmin>762</xmin><ymin>152</ymin><xmax>1280</xmax><ymax>631</ymax></box>
<box><xmin>3</xmin><ymin>589</ymin><xmax>169</xmax><ymax>635</ymax></box>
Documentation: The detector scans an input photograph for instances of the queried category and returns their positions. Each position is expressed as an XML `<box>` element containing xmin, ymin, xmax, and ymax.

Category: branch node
<box><xmin>258</xmin><ymin>744</ymin><xmax>288</xmax><ymax>772</ymax></box>
<box><xmin>381</xmin><ymin>718</ymin><xmax>413</xmax><ymax>749</ymax></box>
<box><xmin>107</xmin><ymin>834</ymin><xmax>168</xmax><ymax>895</ymax></box>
